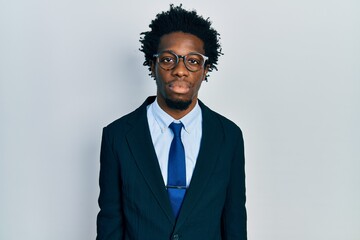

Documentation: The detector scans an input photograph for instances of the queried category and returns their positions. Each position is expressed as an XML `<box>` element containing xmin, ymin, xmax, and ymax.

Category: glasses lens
<box><xmin>185</xmin><ymin>53</ymin><xmax>205</xmax><ymax>71</ymax></box>
<box><xmin>158</xmin><ymin>52</ymin><xmax>177</xmax><ymax>70</ymax></box>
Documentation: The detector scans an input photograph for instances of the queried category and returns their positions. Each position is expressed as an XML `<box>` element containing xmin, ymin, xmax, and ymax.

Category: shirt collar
<box><xmin>151</xmin><ymin>97</ymin><xmax>202</xmax><ymax>134</ymax></box>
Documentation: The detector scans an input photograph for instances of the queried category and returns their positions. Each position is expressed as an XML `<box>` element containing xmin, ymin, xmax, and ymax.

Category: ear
<box><xmin>203</xmin><ymin>64</ymin><xmax>210</xmax><ymax>80</ymax></box>
<box><xmin>150</xmin><ymin>61</ymin><xmax>156</xmax><ymax>78</ymax></box>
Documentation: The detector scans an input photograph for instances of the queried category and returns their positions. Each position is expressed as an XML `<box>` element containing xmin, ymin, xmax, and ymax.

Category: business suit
<box><xmin>97</xmin><ymin>96</ymin><xmax>247</xmax><ymax>239</ymax></box>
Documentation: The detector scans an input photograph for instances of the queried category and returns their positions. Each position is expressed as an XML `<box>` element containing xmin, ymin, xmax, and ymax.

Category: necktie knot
<box><xmin>169</xmin><ymin>122</ymin><xmax>183</xmax><ymax>138</ymax></box>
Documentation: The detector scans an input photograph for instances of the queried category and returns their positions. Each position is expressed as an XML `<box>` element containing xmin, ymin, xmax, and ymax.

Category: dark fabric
<box><xmin>96</xmin><ymin>96</ymin><xmax>247</xmax><ymax>240</ymax></box>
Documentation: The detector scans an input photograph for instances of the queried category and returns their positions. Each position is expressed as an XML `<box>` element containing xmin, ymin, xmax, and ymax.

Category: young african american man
<box><xmin>96</xmin><ymin>5</ymin><xmax>247</xmax><ymax>240</ymax></box>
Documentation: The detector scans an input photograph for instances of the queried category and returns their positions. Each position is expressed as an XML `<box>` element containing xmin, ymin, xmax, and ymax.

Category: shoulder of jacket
<box><xmin>103</xmin><ymin>99</ymin><xmax>152</xmax><ymax>138</ymax></box>
<box><xmin>199</xmin><ymin>100</ymin><xmax>242</xmax><ymax>135</ymax></box>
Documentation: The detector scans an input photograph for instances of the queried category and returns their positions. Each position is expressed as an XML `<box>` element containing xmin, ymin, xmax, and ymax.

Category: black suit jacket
<box><xmin>97</xmin><ymin>96</ymin><xmax>247</xmax><ymax>240</ymax></box>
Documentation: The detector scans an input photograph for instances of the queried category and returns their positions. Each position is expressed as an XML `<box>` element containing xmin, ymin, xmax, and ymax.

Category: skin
<box><xmin>151</xmin><ymin>32</ymin><xmax>209</xmax><ymax>120</ymax></box>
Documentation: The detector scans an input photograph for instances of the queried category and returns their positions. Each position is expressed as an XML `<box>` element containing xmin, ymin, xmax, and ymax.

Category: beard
<box><xmin>165</xmin><ymin>98</ymin><xmax>192</xmax><ymax>111</ymax></box>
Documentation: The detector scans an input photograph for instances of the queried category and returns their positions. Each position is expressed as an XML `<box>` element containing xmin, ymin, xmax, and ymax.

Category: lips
<box><xmin>167</xmin><ymin>81</ymin><xmax>191</xmax><ymax>94</ymax></box>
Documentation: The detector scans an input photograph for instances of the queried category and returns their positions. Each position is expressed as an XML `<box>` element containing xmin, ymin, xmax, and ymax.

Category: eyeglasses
<box><xmin>153</xmin><ymin>50</ymin><xmax>208</xmax><ymax>72</ymax></box>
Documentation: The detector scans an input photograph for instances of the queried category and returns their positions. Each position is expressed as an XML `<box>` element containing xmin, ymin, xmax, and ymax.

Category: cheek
<box><xmin>196</xmin><ymin>69</ymin><xmax>206</xmax><ymax>81</ymax></box>
<box><xmin>193</xmin><ymin>77</ymin><xmax>204</xmax><ymax>91</ymax></box>
<box><xmin>155</xmin><ymin>67</ymin><xmax>168</xmax><ymax>81</ymax></box>
<box><xmin>196</xmin><ymin>71</ymin><xmax>206</xmax><ymax>84</ymax></box>
<box><xmin>155</xmin><ymin>71</ymin><xmax>168</xmax><ymax>91</ymax></box>
<box><xmin>195</xmin><ymin>80</ymin><xmax>203</xmax><ymax>90</ymax></box>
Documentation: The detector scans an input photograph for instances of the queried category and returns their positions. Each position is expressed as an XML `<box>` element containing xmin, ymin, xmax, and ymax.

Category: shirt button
<box><xmin>173</xmin><ymin>234</ymin><xmax>179</xmax><ymax>240</ymax></box>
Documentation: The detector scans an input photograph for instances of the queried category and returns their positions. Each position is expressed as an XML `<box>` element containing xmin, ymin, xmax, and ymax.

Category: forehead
<box><xmin>157</xmin><ymin>32</ymin><xmax>205</xmax><ymax>55</ymax></box>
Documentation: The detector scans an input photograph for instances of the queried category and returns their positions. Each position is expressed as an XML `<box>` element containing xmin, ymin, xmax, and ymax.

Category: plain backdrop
<box><xmin>1</xmin><ymin>0</ymin><xmax>359</xmax><ymax>239</ymax></box>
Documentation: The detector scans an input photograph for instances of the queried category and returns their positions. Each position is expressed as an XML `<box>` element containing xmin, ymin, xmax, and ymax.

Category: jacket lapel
<box><xmin>125</xmin><ymin>97</ymin><xmax>175</xmax><ymax>224</ymax></box>
<box><xmin>174</xmin><ymin>100</ymin><xmax>224</xmax><ymax>230</ymax></box>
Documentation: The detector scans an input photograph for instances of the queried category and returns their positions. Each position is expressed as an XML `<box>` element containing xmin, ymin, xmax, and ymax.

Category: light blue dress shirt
<box><xmin>147</xmin><ymin>98</ymin><xmax>202</xmax><ymax>187</ymax></box>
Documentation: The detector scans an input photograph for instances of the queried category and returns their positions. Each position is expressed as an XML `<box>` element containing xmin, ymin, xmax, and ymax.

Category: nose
<box><xmin>171</xmin><ymin>57</ymin><xmax>189</xmax><ymax>77</ymax></box>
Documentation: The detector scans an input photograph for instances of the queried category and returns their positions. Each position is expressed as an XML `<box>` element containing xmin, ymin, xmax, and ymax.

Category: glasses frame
<box><xmin>153</xmin><ymin>50</ymin><xmax>209</xmax><ymax>72</ymax></box>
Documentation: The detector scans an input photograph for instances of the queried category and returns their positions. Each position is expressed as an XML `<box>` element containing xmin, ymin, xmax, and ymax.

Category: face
<box><xmin>151</xmin><ymin>32</ymin><xmax>208</xmax><ymax>112</ymax></box>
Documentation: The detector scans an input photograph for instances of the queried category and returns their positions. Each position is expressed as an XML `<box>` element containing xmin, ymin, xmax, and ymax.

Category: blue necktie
<box><xmin>167</xmin><ymin>122</ymin><xmax>186</xmax><ymax>218</ymax></box>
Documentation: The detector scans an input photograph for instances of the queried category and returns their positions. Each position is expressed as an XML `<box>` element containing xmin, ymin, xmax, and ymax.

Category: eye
<box><xmin>187</xmin><ymin>57</ymin><xmax>201</xmax><ymax>65</ymax></box>
<box><xmin>159</xmin><ymin>55</ymin><xmax>176</xmax><ymax>65</ymax></box>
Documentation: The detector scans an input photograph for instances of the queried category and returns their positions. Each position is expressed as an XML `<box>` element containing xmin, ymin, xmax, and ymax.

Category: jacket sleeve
<box><xmin>96</xmin><ymin>127</ymin><xmax>124</xmax><ymax>240</ymax></box>
<box><xmin>221</xmin><ymin>130</ymin><xmax>247</xmax><ymax>240</ymax></box>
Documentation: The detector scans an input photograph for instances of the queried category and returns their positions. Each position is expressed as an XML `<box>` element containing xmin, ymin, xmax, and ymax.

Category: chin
<box><xmin>165</xmin><ymin>98</ymin><xmax>192</xmax><ymax>111</ymax></box>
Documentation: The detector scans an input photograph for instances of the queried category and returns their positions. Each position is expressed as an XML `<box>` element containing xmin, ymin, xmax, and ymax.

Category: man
<box><xmin>97</xmin><ymin>5</ymin><xmax>247</xmax><ymax>240</ymax></box>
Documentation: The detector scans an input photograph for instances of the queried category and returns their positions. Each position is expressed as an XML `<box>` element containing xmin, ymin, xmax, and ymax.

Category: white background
<box><xmin>1</xmin><ymin>0</ymin><xmax>359</xmax><ymax>239</ymax></box>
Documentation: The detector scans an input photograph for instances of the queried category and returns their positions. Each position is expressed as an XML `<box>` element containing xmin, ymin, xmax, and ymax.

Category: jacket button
<box><xmin>172</xmin><ymin>234</ymin><xmax>179</xmax><ymax>240</ymax></box>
